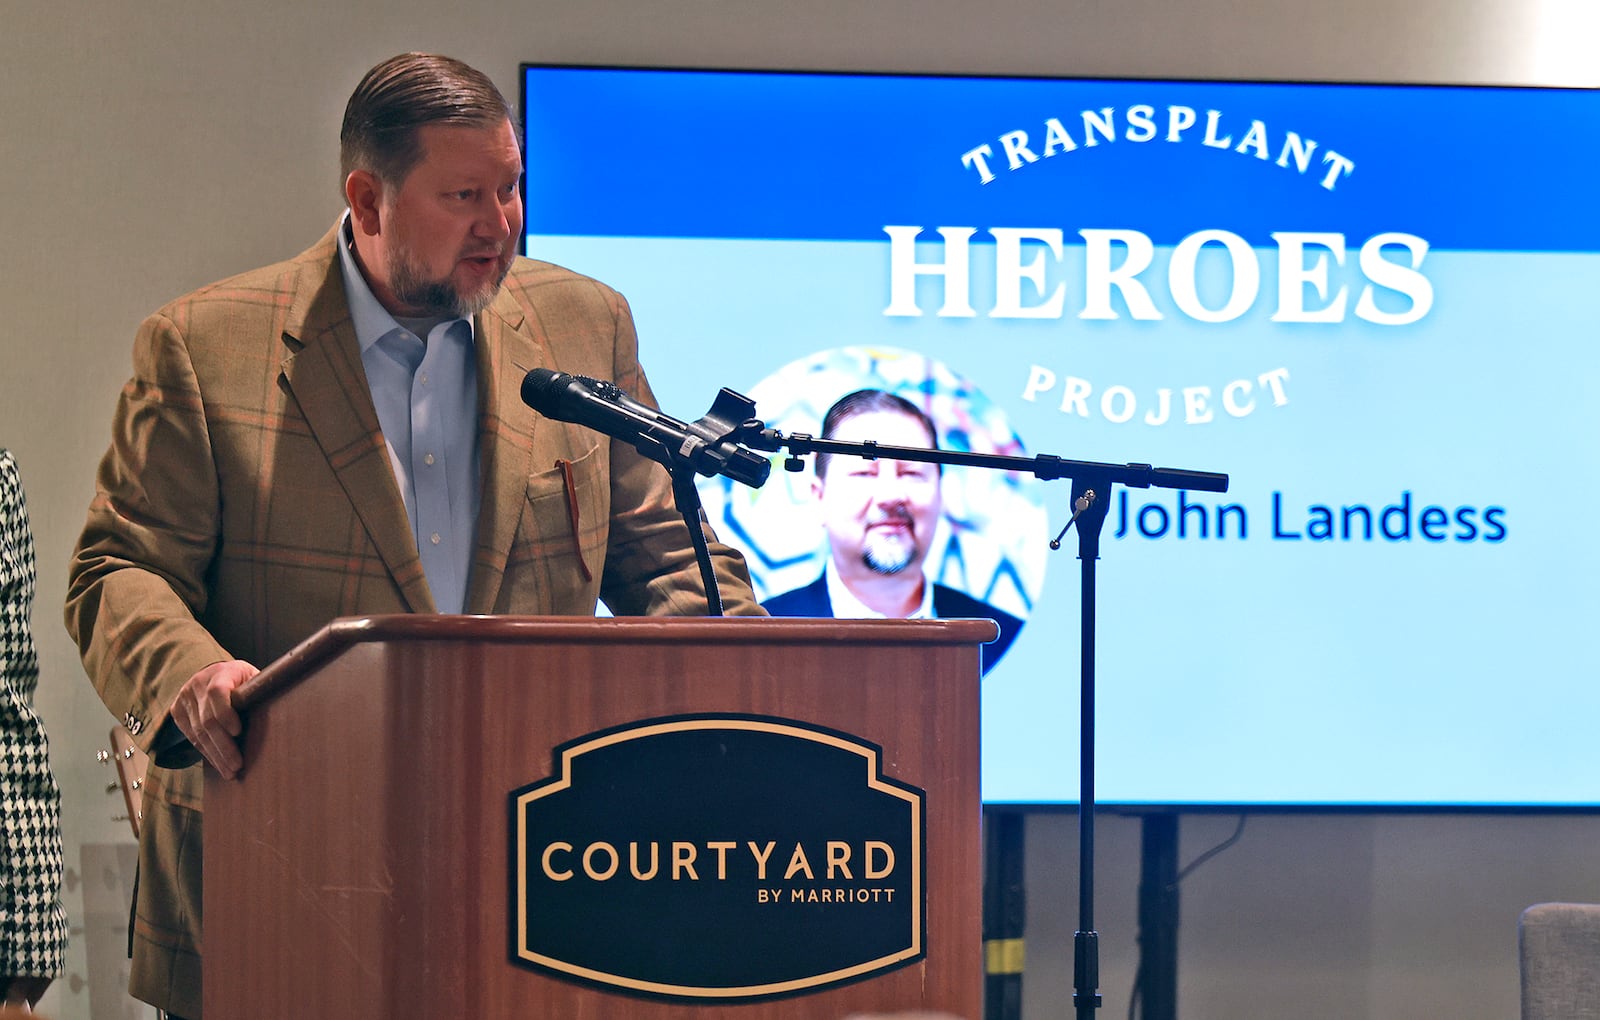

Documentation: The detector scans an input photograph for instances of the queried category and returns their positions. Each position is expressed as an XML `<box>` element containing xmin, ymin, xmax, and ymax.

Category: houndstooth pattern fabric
<box><xmin>0</xmin><ymin>450</ymin><xmax>68</xmax><ymax>980</ymax></box>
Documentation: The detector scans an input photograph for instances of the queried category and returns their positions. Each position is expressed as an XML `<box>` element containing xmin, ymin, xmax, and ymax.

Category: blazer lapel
<box><xmin>277</xmin><ymin>227</ymin><xmax>436</xmax><ymax>613</ymax></box>
<box><xmin>464</xmin><ymin>287</ymin><xmax>545</xmax><ymax>614</ymax></box>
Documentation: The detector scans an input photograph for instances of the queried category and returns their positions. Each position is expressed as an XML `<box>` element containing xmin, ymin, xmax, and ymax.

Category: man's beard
<box><xmin>388</xmin><ymin>242</ymin><xmax>508</xmax><ymax>318</ymax></box>
<box><xmin>860</xmin><ymin>511</ymin><xmax>920</xmax><ymax>575</ymax></box>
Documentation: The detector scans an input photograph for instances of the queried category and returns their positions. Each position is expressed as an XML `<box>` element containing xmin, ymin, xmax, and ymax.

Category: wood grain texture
<box><xmin>206</xmin><ymin>616</ymin><xmax>985</xmax><ymax>1019</ymax></box>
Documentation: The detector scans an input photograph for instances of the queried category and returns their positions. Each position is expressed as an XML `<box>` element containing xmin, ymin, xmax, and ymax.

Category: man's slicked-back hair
<box><xmin>340</xmin><ymin>52</ymin><xmax>515</xmax><ymax>194</ymax></box>
<box><xmin>815</xmin><ymin>388</ymin><xmax>941</xmax><ymax>478</ymax></box>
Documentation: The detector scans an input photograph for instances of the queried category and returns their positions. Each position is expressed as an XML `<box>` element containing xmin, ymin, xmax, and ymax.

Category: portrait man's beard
<box><xmin>388</xmin><ymin>242</ymin><xmax>509</xmax><ymax>318</ymax></box>
<box><xmin>861</xmin><ymin>508</ymin><xmax>920</xmax><ymax>575</ymax></box>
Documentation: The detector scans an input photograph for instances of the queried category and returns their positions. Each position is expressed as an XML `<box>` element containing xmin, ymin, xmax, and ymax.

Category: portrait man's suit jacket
<box><xmin>761</xmin><ymin>572</ymin><xmax>1023</xmax><ymax>673</ymax></box>
<box><xmin>65</xmin><ymin>224</ymin><xmax>759</xmax><ymax>1018</ymax></box>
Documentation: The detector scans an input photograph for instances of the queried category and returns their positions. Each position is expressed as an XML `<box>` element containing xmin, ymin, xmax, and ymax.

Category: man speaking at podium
<box><xmin>65</xmin><ymin>52</ymin><xmax>760</xmax><ymax>1019</ymax></box>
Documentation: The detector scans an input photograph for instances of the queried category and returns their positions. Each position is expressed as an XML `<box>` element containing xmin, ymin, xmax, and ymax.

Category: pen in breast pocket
<box><xmin>555</xmin><ymin>458</ymin><xmax>593</xmax><ymax>582</ymax></box>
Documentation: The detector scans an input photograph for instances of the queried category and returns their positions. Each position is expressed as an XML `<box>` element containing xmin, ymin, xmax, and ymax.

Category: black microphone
<box><xmin>521</xmin><ymin>368</ymin><xmax>771</xmax><ymax>489</ymax></box>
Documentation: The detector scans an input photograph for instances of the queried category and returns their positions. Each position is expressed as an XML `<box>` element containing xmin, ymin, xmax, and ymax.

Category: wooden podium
<box><xmin>205</xmin><ymin>615</ymin><xmax>988</xmax><ymax>1019</ymax></box>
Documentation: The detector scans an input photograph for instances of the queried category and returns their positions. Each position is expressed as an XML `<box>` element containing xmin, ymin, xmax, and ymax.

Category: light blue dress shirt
<box><xmin>337</xmin><ymin>217</ymin><xmax>481</xmax><ymax>613</ymax></box>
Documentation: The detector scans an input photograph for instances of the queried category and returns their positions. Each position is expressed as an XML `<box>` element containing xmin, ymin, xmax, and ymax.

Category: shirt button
<box><xmin>424</xmin><ymin>453</ymin><xmax>435</xmax><ymax>466</ymax></box>
<box><xmin>430</xmin><ymin>532</ymin><xmax>442</xmax><ymax>545</ymax></box>
<box><xmin>419</xmin><ymin>372</ymin><xmax>430</xmax><ymax>385</ymax></box>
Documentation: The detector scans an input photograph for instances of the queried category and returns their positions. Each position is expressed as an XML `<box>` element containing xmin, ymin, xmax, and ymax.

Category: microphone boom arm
<box><xmin>735</xmin><ymin>424</ymin><xmax>1229</xmax><ymax>493</ymax></box>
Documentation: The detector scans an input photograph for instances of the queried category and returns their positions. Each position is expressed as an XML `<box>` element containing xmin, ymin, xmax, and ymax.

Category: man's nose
<box><xmin>476</xmin><ymin>195</ymin><xmax>514</xmax><ymax>242</ymax></box>
<box><xmin>870</xmin><ymin>475</ymin><xmax>911</xmax><ymax>505</ymax></box>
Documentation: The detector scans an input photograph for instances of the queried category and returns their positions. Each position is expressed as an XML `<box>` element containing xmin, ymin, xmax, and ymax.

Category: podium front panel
<box><xmin>205</xmin><ymin>616</ymin><xmax>985</xmax><ymax>1019</ymax></box>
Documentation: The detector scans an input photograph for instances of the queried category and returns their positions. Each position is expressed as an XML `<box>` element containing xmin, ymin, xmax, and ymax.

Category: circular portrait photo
<box><xmin>698</xmin><ymin>345</ymin><xmax>1049</xmax><ymax>674</ymax></box>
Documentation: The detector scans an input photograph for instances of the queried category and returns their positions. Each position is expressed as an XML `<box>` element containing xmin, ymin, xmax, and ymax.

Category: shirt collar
<box><xmin>337</xmin><ymin>213</ymin><xmax>475</xmax><ymax>352</ymax></box>
<box><xmin>823</xmin><ymin>555</ymin><xmax>935</xmax><ymax>620</ymax></box>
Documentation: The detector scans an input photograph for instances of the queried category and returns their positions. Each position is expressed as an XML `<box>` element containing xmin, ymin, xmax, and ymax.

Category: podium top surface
<box><xmin>235</xmin><ymin>614</ymin><xmax>998</xmax><ymax>711</ymax></box>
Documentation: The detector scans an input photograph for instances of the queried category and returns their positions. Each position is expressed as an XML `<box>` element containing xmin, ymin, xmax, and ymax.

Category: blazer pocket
<box><xmin>513</xmin><ymin>443</ymin><xmax>610</xmax><ymax>594</ymax></box>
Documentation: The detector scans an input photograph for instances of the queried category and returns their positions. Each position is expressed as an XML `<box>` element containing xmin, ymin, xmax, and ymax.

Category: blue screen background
<box><xmin>523</xmin><ymin>65</ymin><xmax>1600</xmax><ymax>807</ymax></box>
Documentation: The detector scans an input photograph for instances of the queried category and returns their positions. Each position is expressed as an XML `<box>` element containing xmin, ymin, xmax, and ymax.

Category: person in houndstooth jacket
<box><xmin>0</xmin><ymin>450</ymin><xmax>68</xmax><ymax>1009</ymax></box>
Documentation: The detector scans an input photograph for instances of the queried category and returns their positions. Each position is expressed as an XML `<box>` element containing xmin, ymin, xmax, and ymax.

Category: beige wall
<box><xmin>2</xmin><ymin>1</ymin><xmax>1595</xmax><ymax>1017</ymax></box>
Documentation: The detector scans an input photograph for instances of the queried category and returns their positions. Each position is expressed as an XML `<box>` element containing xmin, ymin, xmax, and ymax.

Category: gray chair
<box><xmin>1521</xmin><ymin>903</ymin><xmax>1600</xmax><ymax>1019</ymax></box>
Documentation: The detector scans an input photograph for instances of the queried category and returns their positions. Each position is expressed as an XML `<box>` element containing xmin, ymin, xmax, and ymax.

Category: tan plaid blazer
<box><xmin>65</xmin><ymin>224</ymin><xmax>760</xmax><ymax>1017</ymax></box>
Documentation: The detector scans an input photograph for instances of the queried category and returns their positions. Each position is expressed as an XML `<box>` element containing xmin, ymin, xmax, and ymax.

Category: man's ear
<box><xmin>811</xmin><ymin>475</ymin><xmax>825</xmax><ymax>502</ymax></box>
<box><xmin>345</xmin><ymin>170</ymin><xmax>384</xmax><ymax>236</ymax></box>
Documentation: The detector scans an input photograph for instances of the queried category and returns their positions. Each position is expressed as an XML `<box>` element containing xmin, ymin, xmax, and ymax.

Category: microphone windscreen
<box><xmin>521</xmin><ymin>368</ymin><xmax>566</xmax><ymax>412</ymax></box>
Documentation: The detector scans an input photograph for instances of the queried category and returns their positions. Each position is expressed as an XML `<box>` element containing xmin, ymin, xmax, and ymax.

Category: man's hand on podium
<box><xmin>171</xmin><ymin>659</ymin><xmax>259</xmax><ymax>780</ymax></box>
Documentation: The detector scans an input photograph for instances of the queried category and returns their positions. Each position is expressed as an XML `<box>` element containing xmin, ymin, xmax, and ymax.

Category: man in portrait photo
<box><xmin>761</xmin><ymin>388</ymin><xmax>1023</xmax><ymax>673</ymax></box>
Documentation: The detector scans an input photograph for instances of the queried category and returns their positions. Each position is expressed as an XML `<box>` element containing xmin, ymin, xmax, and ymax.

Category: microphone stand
<box><xmin>736</xmin><ymin>421</ymin><xmax>1227</xmax><ymax>1019</ymax></box>
<box><xmin>671</xmin><ymin>461</ymin><xmax>724</xmax><ymax>618</ymax></box>
<box><xmin>630</xmin><ymin>432</ymin><xmax>727</xmax><ymax>617</ymax></box>
<box><xmin>569</xmin><ymin>386</ymin><xmax>774</xmax><ymax>620</ymax></box>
